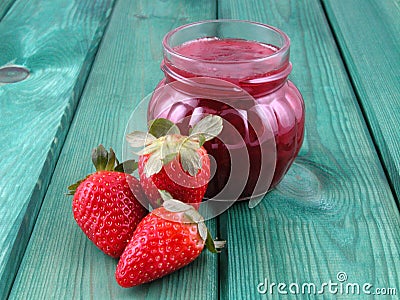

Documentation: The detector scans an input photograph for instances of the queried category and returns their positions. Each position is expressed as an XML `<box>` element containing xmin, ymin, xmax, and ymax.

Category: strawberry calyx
<box><xmin>126</xmin><ymin>115</ymin><xmax>223</xmax><ymax>178</ymax></box>
<box><xmin>67</xmin><ymin>144</ymin><xmax>138</xmax><ymax>195</ymax></box>
<box><xmin>91</xmin><ymin>144</ymin><xmax>138</xmax><ymax>173</ymax></box>
<box><xmin>160</xmin><ymin>199</ymin><xmax>226</xmax><ymax>253</ymax></box>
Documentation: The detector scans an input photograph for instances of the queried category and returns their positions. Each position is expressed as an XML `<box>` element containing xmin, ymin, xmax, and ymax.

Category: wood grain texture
<box><xmin>9</xmin><ymin>0</ymin><xmax>218</xmax><ymax>299</ymax></box>
<box><xmin>322</xmin><ymin>0</ymin><xmax>400</xmax><ymax>200</ymax></box>
<box><xmin>0</xmin><ymin>0</ymin><xmax>15</xmax><ymax>20</ymax></box>
<box><xmin>218</xmin><ymin>0</ymin><xmax>400</xmax><ymax>299</ymax></box>
<box><xmin>0</xmin><ymin>0</ymin><xmax>114</xmax><ymax>298</ymax></box>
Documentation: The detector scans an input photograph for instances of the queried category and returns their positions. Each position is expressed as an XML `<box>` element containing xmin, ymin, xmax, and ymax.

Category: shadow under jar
<box><xmin>148</xmin><ymin>20</ymin><xmax>305</xmax><ymax>201</ymax></box>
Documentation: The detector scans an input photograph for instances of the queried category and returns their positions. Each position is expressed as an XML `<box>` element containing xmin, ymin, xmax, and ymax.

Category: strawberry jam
<box><xmin>148</xmin><ymin>20</ymin><xmax>305</xmax><ymax>200</ymax></box>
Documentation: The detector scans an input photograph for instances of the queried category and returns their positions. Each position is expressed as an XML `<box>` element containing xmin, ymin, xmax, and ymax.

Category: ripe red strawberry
<box><xmin>138</xmin><ymin>144</ymin><xmax>210</xmax><ymax>210</ymax></box>
<box><xmin>126</xmin><ymin>115</ymin><xmax>223</xmax><ymax>209</ymax></box>
<box><xmin>68</xmin><ymin>145</ymin><xmax>148</xmax><ymax>258</ymax></box>
<box><xmin>115</xmin><ymin>199</ymin><xmax>225</xmax><ymax>287</ymax></box>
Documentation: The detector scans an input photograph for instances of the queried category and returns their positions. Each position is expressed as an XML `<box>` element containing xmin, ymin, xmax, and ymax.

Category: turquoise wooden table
<box><xmin>1</xmin><ymin>0</ymin><xmax>399</xmax><ymax>299</ymax></box>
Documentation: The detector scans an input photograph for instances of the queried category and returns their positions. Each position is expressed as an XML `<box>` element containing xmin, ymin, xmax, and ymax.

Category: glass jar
<box><xmin>148</xmin><ymin>20</ymin><xmax>305</xmax><ymax>201</ymax></box>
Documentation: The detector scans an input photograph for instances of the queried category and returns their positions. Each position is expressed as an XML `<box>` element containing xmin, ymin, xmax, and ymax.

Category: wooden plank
<box><xmin>0</xmin><ymin>0</ymin><xmax>15</xmax><ymax>20</ymax></box>
<box><xmin>0</xmin><ymin>0</ymin><xmax>114</xmax><ymax>298</ymax></box>
<box><xmin>8</xmin><ymin>0</ymin><xmax>218</xmax><ymax>299</ymax></box>
<box><xmin>218</xmin><ymin>0</ymin><xmax>400</xmax><ymax>298</ymax></box>
<box><xmin>322</xmin><ymin>0</ymin><xmax>400</xmax><ymax>200</ymax></box>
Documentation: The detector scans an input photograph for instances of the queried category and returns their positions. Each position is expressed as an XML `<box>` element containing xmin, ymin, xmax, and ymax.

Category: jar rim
<box><xmin>162</xmin><ymin>19</ymin><xmax>291</xmax><ymax>65</ymax></box>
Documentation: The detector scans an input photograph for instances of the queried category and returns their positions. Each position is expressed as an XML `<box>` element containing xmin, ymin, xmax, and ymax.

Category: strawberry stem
<box><xmin>114</xmin><ymin>160</ymin><xmax>138</xmax><ymax>173</ymax></box>
<box><xmin>67</xmin><ymin>145</ymin><xmax>138</xmax><ymax>196</ymax></box>
<box><xmin>148</xmin><ymin>118</ymin><xmax>180</xmax><ymax>138</ymax></box>
<box><xmin>162</xmin><ymin>200</ymin><xmax>226</xmax><ymax>253</ymax></box>
<box><xmin>205</xmin><ymin>229</ymin><xmax>226</xmax><ymax>253</ymax></box>
<box><xmin>92</xmin><ymin>144</ymin><xmax>109</xmax><ymax>171</ymax></box>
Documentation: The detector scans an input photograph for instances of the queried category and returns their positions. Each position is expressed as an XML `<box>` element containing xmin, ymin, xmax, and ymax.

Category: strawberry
<box><xmin>115</xmin><ymin>199</ymin><xmax>225</xmax><ymax>287</ymax></box>
<box><xmin>68</xmin><ymin>145</ymin><xmax>148</xmax><ymax>258</ymax></box>
<box><xmin>126</xmin><ymin>115</ymin><xmax>223</xmax><ymax>209</ymax></box>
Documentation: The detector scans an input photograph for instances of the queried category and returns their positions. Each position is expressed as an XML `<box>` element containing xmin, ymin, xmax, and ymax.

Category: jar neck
<box><xmin>162</xmin><ymin>59</ymin><xmax>292</xmax><ymax>97</ymax></box>
<box><xmin>162</xmin><ymin>20</ymin><xmax>292</xmax><ymax>97</ymax></box>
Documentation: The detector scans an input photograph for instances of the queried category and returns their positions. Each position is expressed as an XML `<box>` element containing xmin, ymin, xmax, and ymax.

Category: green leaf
<box><xmin>198</xmin><ymin>134</ymin><xmax>206</xmax><ymax>147</ymax></box>
<box><xmin>67</xmin><ymin>175</ymin><xmax>90</xmax><ymax>195</ymax></box>
<box><xmin>190</xmin><ymin>115</ymin><xmax>223</xmax><ymax>141</ymax></box>
<box><xmin>149</xmin><ymin>118</ymin><xmax>180</xmax><ymax>138</ymax></box>
<box><xmin>160</xmin><ymin>136</ymin><xmax>179</xmax><ymax>162</ymax></box>
<box><xmin>184</xmin><ymin>208</ymin><xmax>204</xmax><ymax>223</ymax></box>
<box><xmin>144</xmin><ymin>151</ymin><xmax>163</xmax><ymax>177</ymax></box>
<box><xmin>197</xmin><ymin>222</ymin><xmax>207</xmax><ymax>241</ymax></box>
<box><xmin>180</xmin><ymin>146</ymin><xmax>202</xmax><ymax>176</ymax></box>
<box><xmin>163</xmin><ymin>199</ymin><xmax>193</xmax><ymax>212</ymax></box>
<box><xmin>182</xmin><ymin>138</ymin><xmax>200</xmax><ymax>150</ymax></box>
<box><xmin>67</xmin><ymin>181</ymin><xmax>82</xmax><ymax>196</ymax></box>
<box><xmin>205</xmin><ymin>230</ymin><xmax>226</xmax><ymax>253</ymax></box>
<box><xmin>248</xmin><ymin>195</ymin><xmax>264</xmax><ymax>209</ymax></box>
<box><xmin>161</xmin><ymin>152</ymin><xmax>178</xmax><ymax>165</ymax></box>
<box><xmin>105</xmin><ymin>148</ymin><xmax>116</xmax><ymax>171</ymax></box>
<box><xmin>136</xmin><ymin>141</ymin><xmax>162</xmax><ymax>155</ymax></box>
<box><xmin>126</xmin><ymin>131</ymin><xmax>156</xmax><ymax>148</ymax></box>
<box><xmin>115</xmin><ymin>159</ymin><xmax>138</xmax><ymax>173</ymax></box>
<box><xmin>91</xmin><ymin>144</ymin><xmax>108</xmax><ymax>171</ymax></box>
<box><xmin>159</xmin><ymin>189</ymin><xmax>173</xmax><ymax>201</ymax></box>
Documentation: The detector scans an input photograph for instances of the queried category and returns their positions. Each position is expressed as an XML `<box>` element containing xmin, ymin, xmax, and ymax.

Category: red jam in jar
<box><xmin>148</xmin><ymin>20</ymin><xmax>305</xmax><ymax>200</ymax></box>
